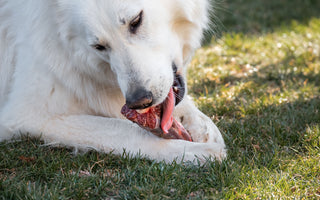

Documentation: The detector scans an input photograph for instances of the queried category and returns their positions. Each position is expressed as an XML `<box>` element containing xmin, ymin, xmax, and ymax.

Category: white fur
<box><xmin>0</xmin><ymin>0</ymin><xmax>226</xmax><ymax>163</ymax></box>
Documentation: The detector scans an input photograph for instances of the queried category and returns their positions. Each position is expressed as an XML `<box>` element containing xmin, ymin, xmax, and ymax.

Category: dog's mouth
<box><xmin>159</xmin><ymin>71</ymin><xmax>185</xmax><ymax>132</ymax></box>
<box><xmin>121</xmin><ymin>70</ymin><xmax>191</xmax><ymax>141</ymax></box>
<box><xmin>172</xmin><ymin>72</ymin><xmax>185</xmax><ymax>106</ymax></box>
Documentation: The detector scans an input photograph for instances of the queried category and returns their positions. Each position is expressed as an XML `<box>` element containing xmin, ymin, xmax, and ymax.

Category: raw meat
<box><xmin>121</xmin><ymin>88</ymin><xmax>192</xmax><ymax>141</ymax></box>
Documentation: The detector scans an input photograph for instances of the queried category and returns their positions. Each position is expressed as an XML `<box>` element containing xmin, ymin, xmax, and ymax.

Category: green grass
<box><xmin>1</xmin><ymin>0</ymin><xmax>320</xmax><ymax>199</ymax></box>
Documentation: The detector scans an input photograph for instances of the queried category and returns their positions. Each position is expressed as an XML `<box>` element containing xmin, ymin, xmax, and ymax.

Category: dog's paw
<box><xmin>163</xmin><ymin>140</ymin><xmax>227</xmax><ymax>164</ymax></box>
<box><xmin>184</xmin><ymin>142</ymin><xmax>227</xmax><ymax>164</ymax></box>
<box><xmin>0</xmin><ymin>124</ymin><xmax>12</xmax><ymax>142</ymax></box>
<box><xmin>181</xmin><ymin>111</ymin><xmax>225</xmax><ymax>145</ymax></box>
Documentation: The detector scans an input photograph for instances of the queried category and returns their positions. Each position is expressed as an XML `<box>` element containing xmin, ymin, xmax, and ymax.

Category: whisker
<box><xmin>173</xmin><ymin>92</ymin><xmax>185</xmax><ymax>101</ymax></box>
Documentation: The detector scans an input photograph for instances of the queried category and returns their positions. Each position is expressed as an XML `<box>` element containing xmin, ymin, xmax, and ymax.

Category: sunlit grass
<box><xmin>188</xmin><ymin>18</ymin><xmax>320</xmax><ymax>198</ymax></box>
<box><xmin>190</xmin><ymin>18</ymin><xmax>320</xmax><ymax>118</ymax></box>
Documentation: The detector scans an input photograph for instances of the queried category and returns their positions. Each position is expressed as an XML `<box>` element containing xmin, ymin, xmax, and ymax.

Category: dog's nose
<box><xmin>126</xmin><ymin>88</ymin><xmax>153</xmax><ymax>110</ymax></box>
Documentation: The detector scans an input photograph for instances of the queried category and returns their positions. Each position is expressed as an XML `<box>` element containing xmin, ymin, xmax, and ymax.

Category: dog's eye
<box><xmin>129</xmin><ymin>11</ymin><xmax>143</xmax><ymax>34</ymax></box>
<box><xmin>93</xmin><ymin>44</ymin><xmax>106</xmax><ymax>51</ymax></box>
<box><xmin>92</xmin><ymin>44</ymin><xmax>108</xmax><ymax>51</ymax></box>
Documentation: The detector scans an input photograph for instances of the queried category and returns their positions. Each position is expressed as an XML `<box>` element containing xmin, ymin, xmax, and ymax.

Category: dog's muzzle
<box><xmin>125</xmin><ymin>63</ymin><xmax>185</xmax><ymax>110</ymax></box>
<box><xmin>125</xmin><ymin>88</ymin><xmax>153</xmax><ymax>110</ymax></box>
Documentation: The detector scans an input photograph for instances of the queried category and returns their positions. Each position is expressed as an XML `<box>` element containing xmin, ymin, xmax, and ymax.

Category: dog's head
<box><xmin>57</xmin><ymin>0</ymin><xmax>209</xmax><ymax>109</ymax></box>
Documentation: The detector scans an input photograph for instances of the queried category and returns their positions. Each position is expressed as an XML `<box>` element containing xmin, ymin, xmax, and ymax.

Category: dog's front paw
<box><xmin>163</xmin><ymin>140</ymin><xmax>226</xmax><ymax>164</ymax></box>
<box><xmin>181</xmin><ymin>111</ymin><xmax>225</xmax><ymax>145</ymax></box>
<box><xmin>184</xmin><ymin>142</ymin><xmax>226</xmax><ymax>163</ymax></box>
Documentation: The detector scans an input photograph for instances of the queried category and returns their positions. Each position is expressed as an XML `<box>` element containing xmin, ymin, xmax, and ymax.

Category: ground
<box><xmin>1</xmin><ymin>0</ymin><xmax>320</xmax><ymax>199</ymax></box>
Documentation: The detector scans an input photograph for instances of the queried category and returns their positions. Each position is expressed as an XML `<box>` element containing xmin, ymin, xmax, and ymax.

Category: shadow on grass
<box><xmin>205</xmin><ymin>0</ymin><xmax>320</xmax><ymax>42</ymax></box>
<box><xmin>219</xmin><ymin>97</ymin><xmax>320</xmax><ymax>160</ymax></box>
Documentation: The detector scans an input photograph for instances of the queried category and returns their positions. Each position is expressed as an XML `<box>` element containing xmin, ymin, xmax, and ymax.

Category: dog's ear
<box><xmin>171</xmin><ymin>0</ymin><xmax>209</xmax><ymax>29</ymax></box>
<box><xmin>170</xmin><ymin>0</ymin><xmax>210</xmax><ymax>65</ymax></box>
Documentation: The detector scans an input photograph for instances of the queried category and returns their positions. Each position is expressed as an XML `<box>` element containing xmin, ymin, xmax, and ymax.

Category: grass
<box><xmin>1</xmin><ymin>0</ymin><xmax>320</xmax><ymax>199</ymax></box>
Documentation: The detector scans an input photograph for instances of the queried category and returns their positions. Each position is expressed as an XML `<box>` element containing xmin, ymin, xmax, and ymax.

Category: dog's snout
<box><xmin>126</xmin><ymin>88</ymin><xmax>153</xmax><ymax>110</ymax></box>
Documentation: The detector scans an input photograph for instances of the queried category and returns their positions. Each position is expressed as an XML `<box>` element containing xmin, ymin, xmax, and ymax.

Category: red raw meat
<box><xmin>121</xmin><ymin>88</ymin><xmax>192</xmax><ymax>141</ymax></box>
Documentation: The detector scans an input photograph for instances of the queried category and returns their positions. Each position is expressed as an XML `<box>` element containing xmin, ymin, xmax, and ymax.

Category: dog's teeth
<box><xmin>173</xmin><ymin>86</ymin><xmax>178</xmax><ymax>92</ymax></box>
<box><xmin>137</xmin><ymin>108</ymin><xmax>151</xmax><ymax>114</ymax></box>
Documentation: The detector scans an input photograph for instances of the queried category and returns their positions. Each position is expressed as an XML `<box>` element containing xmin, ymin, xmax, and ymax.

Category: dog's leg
<box><xmin>1</xmin><ymin>111</ymin><xmax>226</xmax><ymax>163</ymax></box>
<box><xmin>174</xmin><ymin>97</ymin><xmax>226</xmax><ymax>149</ymax></box>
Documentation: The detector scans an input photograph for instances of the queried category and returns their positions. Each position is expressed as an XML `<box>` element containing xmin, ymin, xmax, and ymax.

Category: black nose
<box><xmin>126</xmin><ymin>88</ymin><xmax>153</xmax><ymax>110</ymax></box>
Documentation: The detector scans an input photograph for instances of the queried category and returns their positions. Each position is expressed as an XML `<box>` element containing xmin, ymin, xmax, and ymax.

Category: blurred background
<box><xmin>206</xmin><ymin>0</ymin><xmax>320</xmax><ymax>40</ymax></box>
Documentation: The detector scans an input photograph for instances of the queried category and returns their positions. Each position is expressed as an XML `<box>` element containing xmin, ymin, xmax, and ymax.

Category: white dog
<box><xmin>0</xmin><ymin>0</ymin><xmax>226</xmax><ymax>163</ymax></box>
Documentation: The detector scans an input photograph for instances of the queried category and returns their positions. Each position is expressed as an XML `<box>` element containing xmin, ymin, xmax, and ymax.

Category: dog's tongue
<box><xmin>161</xmin><ymin>88</ymin><xmax>175</xmax><ymax>133</ymax></box>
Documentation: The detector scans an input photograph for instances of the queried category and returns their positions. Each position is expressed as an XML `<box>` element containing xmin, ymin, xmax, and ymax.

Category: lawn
<box><xmin>1</xmin><ymin>0</ymin><xmax>320</xmax><ymax>199</ymax></box>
